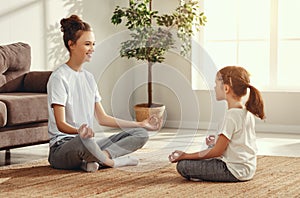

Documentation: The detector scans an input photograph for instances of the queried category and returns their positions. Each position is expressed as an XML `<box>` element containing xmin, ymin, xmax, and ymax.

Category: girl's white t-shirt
<box><xmin>47</xmin><ymin>64</ymin><xmax>101</xmax><ymax>147</ymax></box>
<box><xmin>218</xmin><ymin>108</ymin><xmax>257</xmax><ymax>181</ymax></box>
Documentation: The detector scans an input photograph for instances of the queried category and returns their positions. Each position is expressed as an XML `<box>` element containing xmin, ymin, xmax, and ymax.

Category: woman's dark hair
<box><xmin>218</xmin><ymin>66</ymin><xmax>265</xmax><ymax>120</ymax></box>
<box><xmin>60</xmin><ymin>15</ymin><xmax>92</xmax><ymax>51</ymax></box>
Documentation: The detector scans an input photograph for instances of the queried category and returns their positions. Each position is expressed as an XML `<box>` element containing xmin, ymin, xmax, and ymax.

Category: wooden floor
<box><xmin>1</xmin><ymin>128</ymin><xmax>299</xmax><ymax>166</ymax></box>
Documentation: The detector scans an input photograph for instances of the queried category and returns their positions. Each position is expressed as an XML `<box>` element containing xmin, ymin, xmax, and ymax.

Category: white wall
<box><xmin>0</xmin><ymin>0</ymin><xmax>47</xmax><ymax>70</ymax></box>
<box><xmin>1</xmin><ymin>0</ymin><xmax>299</xmax><ymax>134</ymax></box>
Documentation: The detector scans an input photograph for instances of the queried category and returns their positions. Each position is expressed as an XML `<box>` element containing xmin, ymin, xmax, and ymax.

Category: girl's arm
<box><xmin>94</xmin><ymin>102</ymin><xmax>161</xmax><ymax>131</ymax></box>
<box><xmin>169</xmin><ymin>134</ymin><xmax>230</xmax><ymax>163</ymax></box>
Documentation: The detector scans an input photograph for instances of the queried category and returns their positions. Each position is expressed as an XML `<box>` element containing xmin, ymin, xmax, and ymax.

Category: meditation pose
<box><xmin>169</xmin><ymin>66</ymin><xmax>265</xmax><ymax>182</ymax></box>
<box><xmin>47</xmin><ymin>15</ymin><xmax>160</xmax><ymax>172</ymax></box>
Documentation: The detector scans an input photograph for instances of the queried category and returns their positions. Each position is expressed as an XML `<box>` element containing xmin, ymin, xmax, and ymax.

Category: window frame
<box><xmin>192</xmin><ymin>0</ymin><xmax>300</xmax><ymax>92</ymax></box>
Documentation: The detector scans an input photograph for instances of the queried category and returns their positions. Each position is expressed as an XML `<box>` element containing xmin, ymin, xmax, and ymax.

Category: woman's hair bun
<box><xmin>60</xmin><ymin>15</ymin><xmax>85</xmax><ymax>33</ymax></box>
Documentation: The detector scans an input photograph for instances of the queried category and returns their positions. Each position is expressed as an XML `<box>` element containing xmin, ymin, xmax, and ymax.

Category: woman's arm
<box><xmin>53</xmin><ymin>104</ymin><xmax>78</xmax><ymax>134</ymax></box>
<box><xmin>53</xmin><ymin>104</ymin><xmax>95</xmax><ymax>138</ymax></box>
<box><xmin>94</xmin><ymin>102</ymin><xmax>161</xmax><ymax>131</ymax></box>
<box><xmin>169</xmin><ymin>134</ymin><xmax>230</xmax><ymax>162</ymax></box>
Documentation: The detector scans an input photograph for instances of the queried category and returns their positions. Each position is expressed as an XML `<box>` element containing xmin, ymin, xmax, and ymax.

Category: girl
<box><xmin>169</xmin><ymin>66</ymin><xmax>265</xmax><ymax>182</ymax></box>
<box><xmin>47</xmin><ymin>15</ymin><xmax>160</xmax><ymax>172</ymax></box>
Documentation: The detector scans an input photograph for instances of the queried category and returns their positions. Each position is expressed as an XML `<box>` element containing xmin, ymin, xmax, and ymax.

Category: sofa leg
<box><xmin>5</xmin><ymin>149</ymin><xmax>11</xmax><ymax>165</ymax></box>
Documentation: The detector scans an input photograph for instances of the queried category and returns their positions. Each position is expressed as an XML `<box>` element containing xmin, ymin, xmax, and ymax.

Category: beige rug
<box><xmin>0</xmin><ymin>155</ymin><xmax>299</xmax><ymax>197</ymax></box>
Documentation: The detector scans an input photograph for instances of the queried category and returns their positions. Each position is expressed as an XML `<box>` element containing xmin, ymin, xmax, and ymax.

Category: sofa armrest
<box><xmin>23</xmin><ymin>71</ymin><xmax>52</xmax><ymax>93</ymax></box>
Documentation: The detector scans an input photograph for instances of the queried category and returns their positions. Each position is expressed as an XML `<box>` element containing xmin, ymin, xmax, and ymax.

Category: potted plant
<box><xmin>111</xmin><ymin>0</ymin><xmax>206</xmax><ymax>121</ymax></box>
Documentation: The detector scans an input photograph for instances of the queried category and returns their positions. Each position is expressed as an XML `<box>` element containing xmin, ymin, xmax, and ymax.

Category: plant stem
<box><xmin>148</xmin><ymin>0</ymin><xmax>153</xmax><ymax>108</ymax></box>
<box><xmin>149</xmin><ymin>0</ymin><xmax>152</xmax><ymax>23</ymax></box>
<box><xmin>148</xmin><ymin>61</ymin><xmax>153</xmax><ymax>107</ymax></box>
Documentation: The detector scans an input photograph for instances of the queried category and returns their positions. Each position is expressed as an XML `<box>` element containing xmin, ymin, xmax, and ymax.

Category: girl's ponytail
<box><xmin>245</xmin><ymin>85</ymin><xmax>265</xmax><ymax>120</ymax></box>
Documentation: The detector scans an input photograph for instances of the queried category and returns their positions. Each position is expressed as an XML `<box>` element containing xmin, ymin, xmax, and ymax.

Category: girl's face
<box><xmin>214</xmin><ymin>73</ymin><xmax>226</xmax><ymax>101</ymax></box>
<box><xmin>69</xmin><ymin>31</ymin><xmax>95</xmax><ymax>63</ymax></box>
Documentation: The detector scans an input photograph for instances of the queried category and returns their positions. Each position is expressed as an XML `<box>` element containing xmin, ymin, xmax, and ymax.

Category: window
<box><xmin>192</xmin><ymin>0</ymin><xmax>300</xmax><ymax>91</ymax></box>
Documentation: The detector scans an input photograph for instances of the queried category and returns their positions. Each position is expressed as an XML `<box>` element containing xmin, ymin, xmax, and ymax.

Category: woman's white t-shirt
<box><xmin>218</xmin><ymin>108</ymin><xmax>257</xmax><ymax>181</ymax></box>
<box><xmin>47</xmin><ymin>64</ymin><xmax>101</xmax><ymax>147</ymax></box>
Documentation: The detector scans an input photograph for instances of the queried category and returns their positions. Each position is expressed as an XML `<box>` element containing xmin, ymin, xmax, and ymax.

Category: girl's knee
<box><xmin>176</xmin><ymin>161</ymin><xmax>185</xmax><ymax>176</ymax></box>
<box><xmin>176</xmin><ymin>160</ymin><xmax>191</xmax><ymax>180</ymax></box>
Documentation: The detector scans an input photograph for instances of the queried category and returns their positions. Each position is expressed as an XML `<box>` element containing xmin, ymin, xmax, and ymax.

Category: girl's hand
<box><xmin>206</xmin><ymin>135</ymin><xmax>216</xmax><ymax>148</ymax></box>
<box><xmin>168</xmin><ymin>150</ymin><xmax>185</xmax><ymax>163</ymax></box>
<box><xmin>141</xmin><ymin>115</ymin><xmax>162</xmax><ymax>131</ymax></box>
<box><xmin>78</xmin><ymin>124</ymin><xmax>95</xmax><ymax>139</ymax></box>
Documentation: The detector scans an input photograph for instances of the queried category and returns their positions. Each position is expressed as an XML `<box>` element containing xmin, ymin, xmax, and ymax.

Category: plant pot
<box><xmin>134</xmin><ymin>103</ymin><xmax>165</xmax><ymax>122</ymax></box>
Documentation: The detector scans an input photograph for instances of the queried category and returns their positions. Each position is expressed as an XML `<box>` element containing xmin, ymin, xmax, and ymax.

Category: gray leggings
<box><xmin>48</xmin><ymin>128</ymin><xmax>148</xmax><ymax>170</ymax></box>
<box><xmin>176</xmin><ymin>158</ymin><xmax>240</xmax><ymax>182</ymax></box>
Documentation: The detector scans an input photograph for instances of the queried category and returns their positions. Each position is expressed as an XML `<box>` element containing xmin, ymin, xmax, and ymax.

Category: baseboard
<box><xmin>164</xmin><ymin>120</ymin><xmax>300</xmax><ymax>134</ymax></box>
<box><xmin>255</xmin><ymin>123</ymin><xmax>300</xmax><ymax>134</ymax></box>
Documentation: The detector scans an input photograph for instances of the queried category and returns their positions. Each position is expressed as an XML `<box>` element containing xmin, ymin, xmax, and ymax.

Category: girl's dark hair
<box><xmin>219</xmin><ymin>66</ymin><xmax>265</xmax><ymax>120</ymax></box>
<box><xmin>60</xmin><ymin>15</ymin><xmax>91</xmax><ymax>51</ymax></box>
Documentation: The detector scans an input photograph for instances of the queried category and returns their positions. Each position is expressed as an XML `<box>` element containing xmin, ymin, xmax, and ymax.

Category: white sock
<box><xmin>190</xmin><ymin>178</ymin><xmax>202</xmax><ymax>182</ymax></box>
<box><xmin>81</xmin><ymin>161</ymin><xmax>99</xmax><ymax>172</ymax></box>
<box><xmin>113</xmin><ymin>156</ymin><xmax>139</xmax><ymax>168</ymax></box>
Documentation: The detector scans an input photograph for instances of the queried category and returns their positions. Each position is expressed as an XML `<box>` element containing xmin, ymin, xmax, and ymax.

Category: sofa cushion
<box><xmin>0</xmin><ymin>93</ymin><xmax>48</xmax><ymax>126</ymax></box>
<box><xmin>0</xmin><ymin>101</ymin><xmax>7</xmax><ymax>127</ymax></box>
<box><xmin>0</xmin><ymin>74</ymin><xmax>25</xmax><ymax>93</ymax></box>
<box><xmin>24</xmin><ymin>71</ymin><xmax>52</xmax><ymax>93</ymax></box>
<box><xmin>0</xmin><ymin>42</ymin><xmax>30</xmax><ymax>89</ymax></box>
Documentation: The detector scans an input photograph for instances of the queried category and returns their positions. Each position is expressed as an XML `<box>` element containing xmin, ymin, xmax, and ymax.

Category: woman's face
<box><xmin>69</xmin><ymin>31</ymin><xmax>95</xmax><ymax>63</ymax></box>
<box><xmin>214</xmin><ymin>73</ymin><xmax>226</xmax><ymax>101</ymax></box>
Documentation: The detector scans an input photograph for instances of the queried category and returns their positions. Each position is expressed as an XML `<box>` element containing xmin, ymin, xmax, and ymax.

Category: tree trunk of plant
<box><xmin>147</xmin><ymin>0</ymin><xmax>153</xmax><ymax>108</ymax></box>
<box><xmin>147</xmin><ymin>61</ymin><xmax>153</xmax><ymax>107</ymax></box>
<box><xmin>149</xmin><ymin>0</ymin><xmax>152</xmax><ymax>22</ymax></box>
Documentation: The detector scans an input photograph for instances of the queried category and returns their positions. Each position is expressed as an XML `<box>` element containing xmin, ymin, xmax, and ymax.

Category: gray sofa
<box><xmin>0</xmin><ymin>42</ymin><xmax>52</xmax><ymax>164</ymax></box>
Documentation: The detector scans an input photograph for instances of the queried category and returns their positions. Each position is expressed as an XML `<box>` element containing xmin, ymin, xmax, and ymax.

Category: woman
<box><xmin>47</xmin><ymin>15</ymin><xmax>160</xmax><ymax>172</ymax></box>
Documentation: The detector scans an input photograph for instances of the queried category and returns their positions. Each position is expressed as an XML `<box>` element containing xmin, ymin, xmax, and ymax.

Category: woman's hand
<box><xmin>141</xmin><ymin>115</ymin><xmax>162</xmax><ymax>131</ymax></box>
<box><xmin>168</xmin><ymin>150</ymin><xmax>185</xmax><ymax>163</ymax></box>
<box><xmin>78</xmin><ymin>124</ymin><xmax>95</xmax><ymax>139</ymax></box>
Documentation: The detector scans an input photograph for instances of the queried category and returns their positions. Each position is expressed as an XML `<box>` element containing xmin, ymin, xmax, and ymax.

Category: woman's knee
<box><xmin>132</xmin><ymin>128</ymin><xmax>149</xmax><ymax>144</ymax></box>
<box><xmin>140</xmin><ymin>128</ymin><xmax>149</xmax><ymax>143</ymax></box>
